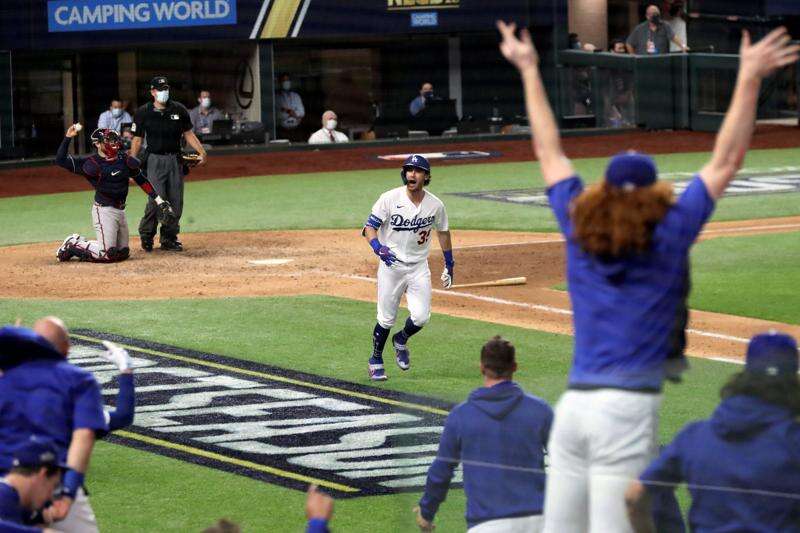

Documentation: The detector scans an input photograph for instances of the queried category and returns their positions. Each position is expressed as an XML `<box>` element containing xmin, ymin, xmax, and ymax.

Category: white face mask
<box><xmin>325</xmin><ymin>119</ymin><xmax>337</xmax><ymax>131</ymax></box>
<box><xmin>200</xmin><ymin>97</ymin><xmax>211</xmax><ymax>108</ymax></box>
<box><xmin>281</xmin><ymin>80</ymin><xmax>292</xmax><ymax>91</ymax></box>
<box><xmin>111</xmin><ymin>108</ymin><xmax>122</xmax><ymax>118</ymax></box>
<box><xmin>156</xmin><ymin>90</ymin><xmax>169</xmax><ymax>103</ymax></box>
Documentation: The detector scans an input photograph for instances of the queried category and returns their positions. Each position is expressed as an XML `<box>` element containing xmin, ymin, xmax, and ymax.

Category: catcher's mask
<box><xmin>90</xmin><ymin>128</ymin><xmax>122</xmax><ymax>160</ymax></box>
<box><xmin>401</xmin><ymin>154</ymin><xmax>431</xmax><ymax>185</ymax></box>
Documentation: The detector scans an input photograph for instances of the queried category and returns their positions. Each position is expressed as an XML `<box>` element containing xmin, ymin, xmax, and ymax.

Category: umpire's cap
<box><xmin>605</xmin><ymin>151</ymin><xmax>657</xmax><ymax>189</ymax></box>
<box><xmin>745</xmin><ymin>331</ymin><xmax>798</xmax><ymax>377</ymax></box>
<box><xmin>150</xmin><ymin>76</ymin><xmax>169</xmax><ymax>90</ymax></box>
<box><xmin>11</xmin><ymin>436</ymin><xmax>66</xmax><ymax>470</ymax></box>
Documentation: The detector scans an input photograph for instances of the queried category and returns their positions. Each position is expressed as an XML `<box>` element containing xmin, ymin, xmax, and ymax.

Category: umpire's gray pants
<box><xmin>138</xmin><ymin>153</ymin><xmax>184</xmax><ymax>243</ymax></box>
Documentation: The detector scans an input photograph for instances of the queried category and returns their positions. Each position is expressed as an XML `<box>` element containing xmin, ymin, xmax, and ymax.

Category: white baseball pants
<box><xmin>542</xmin><ymin>389</ymin><xmax>662</xmax><ymax>533</ymax></box>
<box><xmin>376</xmin><ymin>260</ymin><xmax>431</xmax><ymax>329</ymax></box>
<box><xmin>73</xmin><ymin>203</ymin><xmax>128</xmax><ymax>260</ymax></box>
<box><xmin>468</xmin><ymin>515</ymin><xmax>543</xmax><ymax>533</ymax></box>
<box><xmin>53</xmin><ymin>488</ymin><xmax>99</xmax><ymax>533</ymax></box>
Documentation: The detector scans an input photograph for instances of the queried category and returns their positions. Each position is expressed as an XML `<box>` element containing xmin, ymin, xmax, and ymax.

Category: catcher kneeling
<box><xmin>54</xmin><ymin>126</ymin><xmax>176</xmax><ymax>262</ymax></box>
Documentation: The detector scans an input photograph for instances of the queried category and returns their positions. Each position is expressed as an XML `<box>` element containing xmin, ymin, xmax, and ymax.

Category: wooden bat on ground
<box><xmin>448</xmin><ymin>276</ymin><xmax>527</xmax><ymax>289</ymax></box>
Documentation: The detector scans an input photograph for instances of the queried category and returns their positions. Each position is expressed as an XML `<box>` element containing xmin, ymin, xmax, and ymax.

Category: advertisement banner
<box><xmin>47</xmin><ymin>0</ymin><xmax>237</xmax><ymax>33</ymax></box>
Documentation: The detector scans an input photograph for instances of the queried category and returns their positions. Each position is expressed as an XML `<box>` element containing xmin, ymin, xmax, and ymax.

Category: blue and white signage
<box><xmin>410</xmin><ymin>12</ymin><xmax>438</xmax><ymax>28</ymax></box>
<box><xmin>48</xmin><ymin>0</ymin><xmax>237</xmax><ymax>32</ymax></box>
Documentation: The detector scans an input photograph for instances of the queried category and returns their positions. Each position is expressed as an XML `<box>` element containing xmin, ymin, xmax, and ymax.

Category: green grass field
<box><xmin>0</xmin><ymin>145</ymin><xmax>798</xmax><ymax>531</ymax></box>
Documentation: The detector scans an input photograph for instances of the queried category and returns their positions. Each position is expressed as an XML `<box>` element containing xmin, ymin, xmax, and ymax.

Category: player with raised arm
<box><xmin>497</xmin><ymin>20</ymin><xmax>799</xmax><ymax>533</ymax></box>
<box><xmin>53</xmin><ymin>125</ymin><xmax>175</xmax><ymax>263</ymax></box>
<box><xmin>362</xmin><ymin>155</ymin><xmax>454</xmax><ymax>381</ymax></box>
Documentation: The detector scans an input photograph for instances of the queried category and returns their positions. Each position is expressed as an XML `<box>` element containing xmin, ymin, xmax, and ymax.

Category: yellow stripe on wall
<box><xmin>261</xmin><ymin>0</ymin><xmax>304</xmax><ymax>39</ymax></box>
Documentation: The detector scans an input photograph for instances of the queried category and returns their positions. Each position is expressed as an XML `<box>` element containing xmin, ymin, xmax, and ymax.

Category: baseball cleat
<box><xmin>56</xmin><ymin>234</ymin><xmax>80</xmax><ymax>262</ymax></box>
<box><xmin>392</xmin><ymin>333</ymin><xmax>411</xmax><ymax>371</ymax></box>
<box><xmin>160</xmin><ymin>240</ymin><xmax>183</xmax><ymax>252</ymax></box>
<box><xmin>140</xmin><ymin>236</ymin><xmax>154</xmax><ymax>252</ymax></box>
<box><xmin>368</xmin><ymin>359</ymin><xmax>388</xmax><ymax>381</ymax></box>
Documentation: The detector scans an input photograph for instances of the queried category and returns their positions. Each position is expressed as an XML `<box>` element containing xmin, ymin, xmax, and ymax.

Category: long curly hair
<box><xmin>721</xmin><ymin>372</ymin><xmax>800</xmax><ymax>416</ymax></box>
<box><xmin>571</xmin><ymin>181</ymin><xmax>675</xmax><ymax>259</ymax></box>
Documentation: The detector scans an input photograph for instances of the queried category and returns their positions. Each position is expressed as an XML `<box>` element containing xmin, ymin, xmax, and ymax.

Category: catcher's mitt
<box><xmin>181</xmin><ymin>152</ymin><xmax>203</xmax><ymax>167</ymax></box>
<box><xmin>157</xmin><ymin>201</ymin><xmax>177</xmax><ymax>225</ymax></box>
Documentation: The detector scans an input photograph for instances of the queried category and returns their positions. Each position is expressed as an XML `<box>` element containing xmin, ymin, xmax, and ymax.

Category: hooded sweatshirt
<box><xmin>418</xmin><ymin>381</ymin><xmax>553</xmax><ymax>528</ymax></box>
<box><xmin>641</xmin><ymin>395</ymin><xmax>800</xmax><ymax>532</ymax></box>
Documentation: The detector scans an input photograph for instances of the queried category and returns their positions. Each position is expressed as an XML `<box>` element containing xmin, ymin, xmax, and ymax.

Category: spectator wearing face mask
<box><xmin>189</xmin><ymin>90</ymin><xmax>225</xmax><ymax>136</ymax></box>
<box><xmin>626</xmin><ymin>4</ymin><xmax>688</xmax><ymax>55</ymax></box>
<box><xmin>308</xmin><ymin>110</ymin><xmax>349</xmax><ymax>144</ymax></box>
<box><xmin>276</xmin><ymin>74</ymin><xmax>305</xmax><ymax>141</ymax></box>
<box><xmin>409</xmin><ymin>82</ymin><xmax>435</xmax><ymax>117</ymax></box>
<box><xmin>97</xmin><ymin>100</ymin><xmax>132</xmax><ymax>133</ymax></box>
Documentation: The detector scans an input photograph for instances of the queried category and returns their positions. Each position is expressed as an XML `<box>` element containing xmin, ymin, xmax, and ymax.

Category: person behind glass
<box><xmin>626</xmin><ymin>4</ymin><xmax>689</xmax><ymax>55</ymax></box>
<box><xmin>189</xmin><ymin>90</ymin><xmax>225</xmax><ymax>136</ymax></box>
<box><xmin>308</xmin><ymin>110</ymin><xmax>349</xmax><ymax>144</ymax></box>
<box><xmin>663</xmin><ymin>0</ymin><xmax>687</xmax><ymax>53</ymax></box>
<box><xmin>409</xmin><ymin>82</ymin><xmax>434</xmax><ymax>117</ymax></box>
<box><xmin>607</xmin><ymin>38</ymin><xmax>635</xmax><ymax>127</ymax></box>
<box><xmin>130</xmin><ymin>76</ymin><xmax>207</xmax><ymax>252</ymax></box>
<box><xmin>276</xmin><ymin>74</ymin><xmax>305</xmax><ymax>141</ymax></box>
<box><xmin>96</xmin><ymin>100</ymin><xmax>132</xmax><ymax>133</ymax></box>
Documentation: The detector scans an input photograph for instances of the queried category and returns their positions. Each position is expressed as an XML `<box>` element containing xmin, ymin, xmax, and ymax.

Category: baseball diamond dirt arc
<box><xmin>50</xmin><ymin>0</ymin><xmax>233</xmax><ymax>28</ymax></box>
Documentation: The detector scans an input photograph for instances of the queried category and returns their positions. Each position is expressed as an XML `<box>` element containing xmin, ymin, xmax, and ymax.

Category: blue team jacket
<box><xmin>642</xmin><ymin>395</ymin><xmax>800</xmax><ymax>532</ymax></box>
<box><xmin>418</xmin><ymin>381</ymin><xmax>553</xmax><ymax>528</ymax></box>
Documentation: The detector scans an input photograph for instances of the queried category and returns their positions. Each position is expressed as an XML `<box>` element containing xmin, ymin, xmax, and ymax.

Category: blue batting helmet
<box><xmin>401</xmin><ymin>154</ymin><xmax>431</xmax><ymax>185</ymax></box>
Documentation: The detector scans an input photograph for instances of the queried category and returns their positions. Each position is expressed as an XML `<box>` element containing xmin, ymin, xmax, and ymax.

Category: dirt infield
<box><xmin>3</xmin><ymin>125</ymin><xmax>800</xmax><ymax>198</ymax></box>
<box><xmin>2</xmin><ymin>216</ymin><xmax>798</xmax><ymax>363</ymax></box>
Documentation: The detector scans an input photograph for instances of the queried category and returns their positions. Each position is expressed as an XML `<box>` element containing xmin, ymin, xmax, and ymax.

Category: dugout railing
<box><xmin>556</xmin><ymin>48</ymin><xmax>799</xmax><ymax>132</ymax></box>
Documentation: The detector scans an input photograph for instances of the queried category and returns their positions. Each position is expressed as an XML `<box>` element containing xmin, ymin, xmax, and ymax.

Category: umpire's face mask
<box><xmin>156</xmin><ymin>90</ymin><xmax>170</xmax><ymax>104</ymax></box>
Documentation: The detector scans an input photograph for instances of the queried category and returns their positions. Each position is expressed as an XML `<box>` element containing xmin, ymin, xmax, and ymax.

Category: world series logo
<box><xmin>387</xmin><ymin>0</ymin><xmax>460</xmax><ymax>11</ymax></box>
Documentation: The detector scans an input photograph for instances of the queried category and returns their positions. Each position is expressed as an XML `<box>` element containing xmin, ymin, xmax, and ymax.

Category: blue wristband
<box><xmin>369</xmin><ymin>238</ymin><xmax>381</xmax><ymax>254</ymax></box>
<box><xmin>306</xmin><ymin>518</ymin><xmax>329</xmax><ymax>533</ymax></box>
<box><xmin>443</xmin><ymin>249</ymin><xmax>454</xmax><ymax>267</ymax></box>
<box><xmin>62</xmin><ymin>469</ymin><xmax>85</xmax><ymax>498</ymax></box>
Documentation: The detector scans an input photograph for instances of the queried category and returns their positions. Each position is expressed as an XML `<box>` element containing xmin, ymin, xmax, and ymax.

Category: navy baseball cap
<box><xmin>403</xmin><ymin>154</ymin><xmax>430</xmax><ymax>173</ymax></box>
<box><xmin>11</xmin><ymin>436</ymin><xmax>66</xmax><ymax>470</ymax></box>
<box><xmin>150</xmin><ymin>76</ymin><xmax>169</xmax><ymax>90</ymax></box>
<box><xmin>605</xmin><ymin>152</ymin><xmax>657</xmax><ymax>188</ymax></box>
<box><xmin>745</xmin><ymin>331</ymin><xmax>799</xmax><ymax>377</ymax></box>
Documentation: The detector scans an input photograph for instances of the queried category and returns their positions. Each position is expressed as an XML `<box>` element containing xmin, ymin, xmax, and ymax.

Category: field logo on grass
<box><xmin>454</xmin><ymin>167</ymin><xmax>800</xmax><ymax>207</ymax></box>
<box><xmin>68</xmin><ymin>331</ymin><xmax>457</xmax><ymax>498</ymax></box>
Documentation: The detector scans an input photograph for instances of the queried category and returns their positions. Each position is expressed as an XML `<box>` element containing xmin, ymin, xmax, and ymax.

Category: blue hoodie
<box><xmin>641</xmin><ymin>395</ymin><xmax>800</xmax><ymax>532</ymax></box>
<box><xmin>418</xmin><ymin>381</ymin><xmax>553</xmax><ymax>528</ymax></box>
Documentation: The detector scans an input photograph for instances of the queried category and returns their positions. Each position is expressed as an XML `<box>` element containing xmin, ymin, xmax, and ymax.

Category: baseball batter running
<box><xmin>53</xmin><ymin>126</ymin><xmax>175</xmax><ymax>263</ymax></box>
<box><xmin>362</xmin><ymin>155</ymin><xmax>454</xmax><ymax>381</ymax></box>
<box><xmin>497</xmin><ymin>20</ymin><xmax>799</xmax><ymax>533</ymax></box>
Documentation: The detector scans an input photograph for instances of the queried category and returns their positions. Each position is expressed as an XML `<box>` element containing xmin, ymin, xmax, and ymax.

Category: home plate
<box><xmin>248</xmin><ymin>258</ymin><xmax>294</xmax><ymax>266</ymax></box>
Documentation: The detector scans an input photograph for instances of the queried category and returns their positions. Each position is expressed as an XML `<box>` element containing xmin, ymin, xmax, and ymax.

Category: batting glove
<box><xmin>101</xmin><ymin>340</ymin><xmax>132</xmax><ymax>372</ymax></box>
<box><xmin>370</xmin><ymin>238</ymin><xmax>397</xmax><ymax>266</ymax></box>
<box><xmin>441</xmin><ymin>250</ymin><xmax>454</xmax><ymax>288</ymax></box>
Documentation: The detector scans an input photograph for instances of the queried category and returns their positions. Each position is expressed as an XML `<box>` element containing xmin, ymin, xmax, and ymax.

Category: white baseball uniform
<box><xmin>368</xmin><ymin>186</ymin><xmax>449</xmax><ymax>328</ymax></box>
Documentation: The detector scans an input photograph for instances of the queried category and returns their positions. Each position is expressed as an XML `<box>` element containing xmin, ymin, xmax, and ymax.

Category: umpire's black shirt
<box><xmin>132</xmin><ymin>101</ymin><xmax>192</xmax><ymax>154</ymax></box>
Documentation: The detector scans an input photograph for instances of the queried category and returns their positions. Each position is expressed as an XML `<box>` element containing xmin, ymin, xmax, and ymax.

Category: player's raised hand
<box><xmin>65</xmin><ymin>124</ymin><xmax>80</xmax><ymax>138</ymax></box>
<box><xmin>306</xmin><ymin>485</ymin><xmax>334</xmax><ymax>521</ymax></box>
<box><xmin>497</xmin><ymin>20</ymin><xmax>539</xmax><ymax>71</ymax></box>
<box><xmin>101</xmin><ymin>340</ymin><xmax>132</xmax><ymax>372</ymax></box>
<box><xmin>739</xmin><ymin>27</ymin><xmax>800</xmax><ymax>81</ymax></box>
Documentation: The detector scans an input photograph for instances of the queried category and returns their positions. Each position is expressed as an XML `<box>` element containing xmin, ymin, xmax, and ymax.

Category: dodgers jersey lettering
<box><xmin>369</xmin><ymin>186</ymin><xmax>448</xmax><ymax>264</ymax></box>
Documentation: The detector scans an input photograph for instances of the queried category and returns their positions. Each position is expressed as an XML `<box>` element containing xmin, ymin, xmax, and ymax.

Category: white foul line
<box><xmin>343</xmin><ymin>275</ymin><xmax>760</xmax><ymax>343</ymax></box>
<box><xmin>700</xmin><ymin>223</ymin><xmax>800</xmax><ymax>235</ymax></box>
<box><xmin>454</xmin><ymin>238</ymin><xmax>564</xmax><ymax>250</ymax></box>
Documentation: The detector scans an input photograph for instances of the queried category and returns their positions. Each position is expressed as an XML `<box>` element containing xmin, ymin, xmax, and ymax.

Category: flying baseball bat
<box><xmin>449</xmin><ymin>276</ymin><xmax>527</xmax><ymax>289</ymax></box>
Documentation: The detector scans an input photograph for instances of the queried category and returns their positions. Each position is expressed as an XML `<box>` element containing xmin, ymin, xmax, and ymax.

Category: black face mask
<box><xmin>649</xmin><ymin>14</ymin><xmax>662</xmax><ymax>24</ymax></box>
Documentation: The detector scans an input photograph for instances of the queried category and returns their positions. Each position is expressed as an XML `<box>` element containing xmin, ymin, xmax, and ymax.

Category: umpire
<box><xmin>130</xmin><ymin>76</ymin><xmax>206</xmax><ymax>252</ymax></box>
